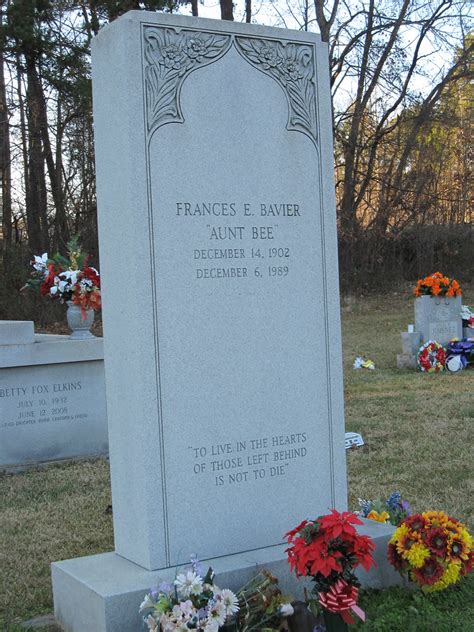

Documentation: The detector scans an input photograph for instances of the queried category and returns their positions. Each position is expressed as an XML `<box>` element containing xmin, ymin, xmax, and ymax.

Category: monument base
<box><xmin>52</xmin><ymin>521</ymin><xmax>402</xmax><ymax>632</ymax></box>
<box><xmin>397</xmin><ymin>353</ymin><xmax>417</xmax><ymax>369</ymax></box>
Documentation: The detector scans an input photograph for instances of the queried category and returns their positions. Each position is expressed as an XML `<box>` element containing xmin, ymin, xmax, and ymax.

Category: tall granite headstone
<box><xmin>52</xmin><ymin>12</ymin><xmax>347</xmax><ymax>630</ymax></box>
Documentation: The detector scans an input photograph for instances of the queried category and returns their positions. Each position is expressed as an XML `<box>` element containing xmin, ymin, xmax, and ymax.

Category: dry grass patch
<box><xmin>0</xmin><ymin>459</ymin><xmax>113</xmax><ymax>628</ymax></box>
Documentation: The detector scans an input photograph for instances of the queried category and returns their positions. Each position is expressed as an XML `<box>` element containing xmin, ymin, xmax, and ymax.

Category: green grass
<box><xmin>1</xmin><ymin>287</ymin><xmax>473</xmax><ymax>630</ymax></box>
<box><xmin>356</xmin><ymin>573</ymin><xmax>474</xmax><ymax>631</ymax></box>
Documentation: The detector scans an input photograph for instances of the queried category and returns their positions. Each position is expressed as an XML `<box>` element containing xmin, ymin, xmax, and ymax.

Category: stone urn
<box><xmin>66</xmin><ymin>301</ymin><xmax>95</xmax><ymax>340</ymax></box>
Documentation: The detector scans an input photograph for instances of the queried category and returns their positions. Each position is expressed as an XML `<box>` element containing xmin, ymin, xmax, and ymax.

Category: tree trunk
<box><xmin>0</xmin><ymin>6</ymin><xmax>12</xmax><ymax>254</ymax></box>
<box><xmin>245</xmin><ymin>0</ymin><xmax>251</xmax><ymax>23</ymax></box>
<box><xmin>191</xmin><ymin>0</ymin><xmax>198</xmax><ymax>17</ymax></box>
<box><xmin>15</xmin><ymin>53</ymin><xmax>29</xmax><ymax>236</ymax></box>
<box><xmin>220</xmin><ymin>0</ymin><xmax>234</xmax><ymax>21</ymax></box>
<box><xmin>25</xmin><ymin>54</ymin><xmax>48</xmax><ymax>254</ymax></box>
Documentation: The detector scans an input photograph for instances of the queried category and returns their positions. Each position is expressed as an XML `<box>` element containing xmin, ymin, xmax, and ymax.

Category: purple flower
<box><xmin>158</xmin><ymin>581</ymin><xmax>173</xmax><ymax>594</ymax></box>
<box><xmin>189</xmin><ymin>554</ymin><xmax>205</xmax><ymax>577</ymax></box>
<box><xmin>401</xmin><ymin>500</ymin><xmax>411</xmax><ymax>515</ymax></box>
<box><xmin>196</xmin><ymin>607</ymin><xmax>207</xmax><ymax>621</ymax></box>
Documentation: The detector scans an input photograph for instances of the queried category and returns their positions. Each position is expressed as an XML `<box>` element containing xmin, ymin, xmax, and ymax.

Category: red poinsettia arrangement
<box><xmin>286</xmin><ymin>510</ymin><xmax>375</xmax><ymax>625</ymax></box>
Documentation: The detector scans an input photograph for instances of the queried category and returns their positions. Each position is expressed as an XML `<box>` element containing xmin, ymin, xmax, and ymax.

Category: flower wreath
<box><xmin>417</xmin><ymin>341</ymin><xmax>446</xmax><ymax>373</ymax></box>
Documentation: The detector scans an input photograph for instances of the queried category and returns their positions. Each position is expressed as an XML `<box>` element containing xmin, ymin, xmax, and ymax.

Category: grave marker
<box><xmin>52</xmin><ymin>12</ymin><xmax>352</xmax><ymax>630</ymax></box>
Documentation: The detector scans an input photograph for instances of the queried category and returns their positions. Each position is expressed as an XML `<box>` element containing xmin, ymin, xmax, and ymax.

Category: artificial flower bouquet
<box><xmin>413</xmin><ymin>272</ymin><xmax>462</xmax><ymax>298</ymax></box>
<box><xmin>358</xmin><ymin>491</ymin><xmax>411</xmax><ymax>526</ymax></box>
<box><xmin>417</xmin><ymin>340</ymin><xmax>446</xmax><ymax>373</ymax></box>
<box><xmin>461</xmin><ymin>305</ymin><xmax>474</xmax><ymax>329</ymax></box>
<box><xmin>140</xmin><ymin>557</ymin><xmax>239</xmax><ymax>631</ymax></box>
<box><xmin>286</xmin><ymin>510</ymin><xmax>375</xmax><ymax>625</ymax></box>
<box><xmin>23</xmin><ymin>237</ymin><xmax>101</xmax><ymax>318</ymax></box>
<box><xmin>388</xmin><ymin>511</ymin><xmax>474</xmax><ymax>592</ymax></box>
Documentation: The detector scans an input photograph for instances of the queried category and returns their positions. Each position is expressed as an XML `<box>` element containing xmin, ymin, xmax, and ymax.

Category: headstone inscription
<box><xmin>415</xmin><ymin>295</ymin><xmax>462</xmax><ymax>345</ymax></box>
<box><xmin>52</xmin><ymin>12</ymin><xmax>347</xmax><ymax>631</ymax></box>
<box><xmin>0</xmin><ymin>331</ymin><xmax>107</xmax><ymax>470</ymax></box>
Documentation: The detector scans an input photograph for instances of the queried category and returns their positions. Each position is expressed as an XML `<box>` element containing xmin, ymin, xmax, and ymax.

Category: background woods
<box><xmin>0</xmin><ymin>0</ymin><xmax>472</xmax><ymax>321</ymax></box>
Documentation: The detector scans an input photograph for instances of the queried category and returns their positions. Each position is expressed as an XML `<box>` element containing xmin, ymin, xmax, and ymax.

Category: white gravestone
<box><xmin>0</xmin><ymin>320</ymin><xmax>34</xmax><ymax>345</ymax></box>
<box><xmin>415</xmin><ymin>295</ymin><xmax>462</xmax><ymax>345</ymax></box>
<box><xmin>0</xmin><ymin>334</ymin><xmax>108</xmax><ymax>470</ymax></box>
<box><xmin>52</xmin><ymin>12</ymin><xmax>353</xmax><ymax>631</ymax></box>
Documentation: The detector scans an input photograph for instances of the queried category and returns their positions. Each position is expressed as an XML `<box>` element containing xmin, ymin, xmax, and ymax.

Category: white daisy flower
<box><xmin>207</xmin><ymin>600</ymin><xmax>226</xmax><ymax>626</ymax></box>
<box><xmin>218</xmin><ymin>589</ymin><xmax>239</xmax><ymax>616</ymax></box>
<box><xmin>175</xmin><ymin>571</ymin><xmax>203</xmax><ymax>597</ymax></box>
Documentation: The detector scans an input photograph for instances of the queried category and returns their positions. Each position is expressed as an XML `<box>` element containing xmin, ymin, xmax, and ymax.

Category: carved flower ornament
<box><xmin>185</xmin><ymin>36</ymin><xmax>208</xmax><ymax>61</ymax></box>
<box><xmin>144</xmin><ymin>27</ymin><xmax>318</xmax><ymax>146</ymax></box>
<box><xmin>259</xmin><ymin>43</ymin><xmax>281</xmax><ymax>69</ymax></box>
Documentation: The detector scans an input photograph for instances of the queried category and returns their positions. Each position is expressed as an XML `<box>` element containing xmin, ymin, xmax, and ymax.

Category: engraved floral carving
<box><xmin>235</xmin><ymin>37</ymin><xmax>317</xmax><ymax>146</ymax></box>
<box><xmin>144</xmin><ymin>27</ymin><xmax>231</xmax><ymax>136</ymax></box>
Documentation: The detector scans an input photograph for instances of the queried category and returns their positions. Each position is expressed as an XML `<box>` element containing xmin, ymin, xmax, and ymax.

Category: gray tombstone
<box><xmin>53</xmin><ymin>12</ymin><xmax>350</xmax><ymax>631</ymax></box>
<box><xmin>415</xmin><ymin>295</ymin><xmax>462</xmax><ymax>345</ymax></box>
<box><xmin>0</xmin><ymin>333</ymin><xmax>108</xmax><ymax>470</ymax></box>
<box><xmin>0</xmin><ymin>320</ymin><xmax>34</xmax><ymax>346</ymax></box>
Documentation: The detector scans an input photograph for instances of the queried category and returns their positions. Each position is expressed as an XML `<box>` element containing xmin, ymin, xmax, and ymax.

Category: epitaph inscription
<box><xmin>0</xmin><ymin>362</ymin><xmax>107</xmax><ymax>467</ymax></box>
<box><xmin>190</xmin><ymin>432</ymin><xmax>308</xmax><ymax>487</ymax></box>
<box><xmin>0</xmin><ymin>379</ymin><xmax>87</xmax><ymax>429</ymax></box>
<box><xmin>174</xmin><ymin>200</ymin><xmax>301</xmax><ymax>281</ymax></box>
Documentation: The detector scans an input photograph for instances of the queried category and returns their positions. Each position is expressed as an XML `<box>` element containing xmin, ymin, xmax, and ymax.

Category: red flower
<box><xmin>387</xmin><ymin>543</ymin><xmax>405</xmax><ymax>572</ymax></box>
<box><xmin>403</xmin><ymin>514</ymin><xmax>427</xmax><ymax>532</ymax></box>
<box><xmin>425</xmin><ymin>528</ymin><xmax>448</xmax><ymax>556</ymax></box>
<box><xmin>353</xmin><ymin>534</ymin><xmax>376</xmax><ymax>571</ymax></box>
<box><xmin>83</xmin><ymin>266</ymin><xmax>100</xmax><ymax>288</ymax></box>
<box><xmin>412</xmin><ymin>556</ymin><xmax>444</xmax><ymax>586</ymax></box>
<box><xmin>307</xmin><ymin>539</ymin><xmax>344</xmax><ymax>577</ymax></box>
<box><xmin>285</xmin><ymin>519</ymin><xmax>310</xmax><ymax>543</ymax></box>
<box><xmin>40</xmin><ymin>264</ymin><xmax>57</xmax><ymax>296</ymax></box>
<box><xmin>286</xmin><ymin>510</ymin><xmax>375</xmax><ymax>582</ymax></box>
<box><xmin>318</xmin><ymin>509</ymin><xmax>363</xmax><ymax>539</ymax></box>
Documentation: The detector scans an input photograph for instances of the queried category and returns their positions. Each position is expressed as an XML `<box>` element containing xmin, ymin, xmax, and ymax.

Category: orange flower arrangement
<box><xmin>413</xmin><ymin>272</ymin><xmax>462</xmax><ymax>298</ymax></box>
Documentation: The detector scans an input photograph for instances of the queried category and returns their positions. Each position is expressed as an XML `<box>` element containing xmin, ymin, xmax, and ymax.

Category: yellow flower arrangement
<box><xmin>387</xmin><ymin>510</ymin><xmax>474</xmax><ymax>592</ymax></box>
